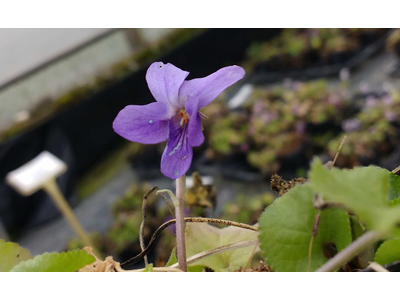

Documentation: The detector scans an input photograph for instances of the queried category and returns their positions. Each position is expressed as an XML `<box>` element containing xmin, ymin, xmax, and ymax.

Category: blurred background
<box><xmin>1</xmin><ymin>28</ymin><xmax>400</xmax><ymax>266</ymax></box>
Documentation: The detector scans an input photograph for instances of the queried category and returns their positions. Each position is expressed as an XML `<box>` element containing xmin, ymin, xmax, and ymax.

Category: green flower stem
<box><xmin>175</xmin><ymin>175</ymin><xmax>187</xmax><ymax>271</ymax></box>
<box><xmin>316</xmin><ymin>230</ymin><xmax>384</xmax><ymax>272</ymax></box>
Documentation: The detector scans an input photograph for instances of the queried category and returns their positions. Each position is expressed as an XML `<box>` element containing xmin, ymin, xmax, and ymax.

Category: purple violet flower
<box><xmin>385</xmin><ymin>111</ymin><xmax>397</xmax><ymax>122</ymax></box>
<box><xmin>295</xmin><ymin>121</ymin><xmax>306</xmax><ymax>135</ymax></box>
<box><xmin>381</xmin><ymin>95</ymin><xmax>393</xmax><ymax>106</ymax></box>
<box><xmin>113</xmin><ymin>62</ymin><xmax>245</xmax><ymax>179</ymax></box>
<box><xmin>342</xmin><ymin>118</ymin><xmax>361</xmax><ymax>132</ymax></box>
<box><xmin>365</xmin><ymin>95</ymin><xmax>378</xmax><ymax>109</ymax></box>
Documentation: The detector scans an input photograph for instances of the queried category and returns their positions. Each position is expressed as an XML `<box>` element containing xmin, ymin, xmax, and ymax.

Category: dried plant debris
<box><xmin>79</xmin><ymin>246</ymin><xmax>120</xmax><ymax>272</ymax></box>
<box><xmin>185</xmin><ymin>172</ymin><xmax>217</xmax><ymax>209</ymax></box>
<box><xmin>234</xmin><ymin>261</ymin><xmax>272</xmax><ymax>272</ymax></box>
<box><xmin>270</xmin><ymin>174</ymin><xmax>307</xmax><ymax>196</ymax></box>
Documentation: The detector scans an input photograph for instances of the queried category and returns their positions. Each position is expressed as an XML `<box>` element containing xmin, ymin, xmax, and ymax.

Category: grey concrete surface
<box><xmin>0</xmin><ymin>28</ymin><xmax>177</xmax><ymax>132</ymax></box>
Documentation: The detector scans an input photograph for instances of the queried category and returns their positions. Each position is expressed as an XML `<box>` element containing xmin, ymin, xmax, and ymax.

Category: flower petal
<box><xmin>161</xmin><ymin>115</ymin><xmax>193</xmax><ymax>179</ymax></box>
<box><xmin>113</xmin><ymin>102</ymin><xmax>169</xmax><ymax>144</ymax></box>
<box><xmin>146</xmin><ymin>62</ymin><xmax>189</xmax><ymax>111</ymax></box>
<box><xmin>179</xmin><ymin>65</ymin><xmax>245</xmax><ymax>108</ymax></box>
<box><xmin>185</xmin><ymin>97</ymin><xmax>204</xmax><ymax>147</ymax></box>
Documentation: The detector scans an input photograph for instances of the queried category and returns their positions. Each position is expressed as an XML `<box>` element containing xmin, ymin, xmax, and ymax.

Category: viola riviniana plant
<box><xmin>113</xmin><ymin>62</ymin><xmax>245</xmax><ymax>179</ymax></box>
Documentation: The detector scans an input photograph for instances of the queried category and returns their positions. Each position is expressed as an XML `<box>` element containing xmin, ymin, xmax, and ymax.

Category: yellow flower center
<box><xmin>177</xmin><ymin>108</ymin><xmax>190</xmax><ymax>127</ymax></box>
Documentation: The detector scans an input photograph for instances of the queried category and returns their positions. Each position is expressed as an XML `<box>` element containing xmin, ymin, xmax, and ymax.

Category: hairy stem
<box><xmin>308</xmin><ymin>210</ymin><xmax>321</xmax><ymax>272</ymax></box>
<box><xmin>175</xmin><ymin>175</ymin><xmax>187</xmax><ymax>271</ymax></box>
<box><xmin>170</xmin><ymin>239</ymin><xmax>259</xmax><ymax>268</ymax></box>
<box><xmin>316</xmin><ymin>231</ymin><xmax>384</xmax><ymax>272</ymax></box>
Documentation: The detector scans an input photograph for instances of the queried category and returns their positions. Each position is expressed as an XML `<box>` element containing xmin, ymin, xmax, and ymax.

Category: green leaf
<box><xmin>0</xmin><ymin>239</ymin><xmax>33</xmax><ymax>272</ymax></box>
<box><xmin>258</xmin><ymin>184</ymin><xmax>352</xmax><ymax>272</ymax></box>
<box><xmin>309</xmin><ymin>158</ymin><xmax>400</xmax><ymax>234</ymax></box>
<box><xmin>374</xmin><ymin>239</ymin><xmax>400</xmax><ymax>265</ymax></box>
<box><xmin>165</xmin><ymin>247</ymin><xmax>177</xmax><ymax>267</ymax></box>
<box><xmin>388</xmin><ymin>172</ymin><xmax>400</xmax><ymax>201</ymax></box>
<box><xmin>185</xmin><ymin>223</ymin><xmax>259</xmax><ymax>272</ymax></box>
<box><xmin>143</xmin><ymin>263</ymin><xmax>153</xmax><ymax>272</ymax></box>
<box><xmin>165</xmin><ymin>247</ymin><xmax>204</xmax><ymax>272</ymax></box>
<box><xmin>318</xmin><ymin>208</ymin><xmax>352</xmax><ymax>252</ymax></box>
<box><xmin>350</xmin><ymin>216</ymin><xmax>374</xmax><ymax>269</ymax></box>
<box><xmin>389</xmin><ymin>198</ymin><xmax>400</xmax><ymax>207</ymax></box>
<box><xmin>10</xmin><ymin>249</ymin><xmax>96</xmax><ymax>272</ymax></box>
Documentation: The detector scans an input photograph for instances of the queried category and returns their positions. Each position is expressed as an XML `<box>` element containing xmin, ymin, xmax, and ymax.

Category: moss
<box><xmin>244</xmin><ymin>28</ymin><xmax>387</xmax><ymax>72</ymax></box>
<box><xmin>0</xmin><ymin>28</ymin><xmax>204</xmax><ymax>143</ymax></box>
<box><xmin>221</xmin><ymin>192</ymin><xmax>275</xmax><ymax>225</ymax></box>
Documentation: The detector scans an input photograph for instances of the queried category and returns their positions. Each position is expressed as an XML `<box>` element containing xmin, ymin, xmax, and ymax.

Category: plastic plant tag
<box><xmin>6</xmin><ymin>151</ymin><xmax>67</xmax><ymax>196</ymax></box>
<box><xmin>227</xmin><ymin>84</ymin><xmax>254</xmax><ymax>109</ymax></box>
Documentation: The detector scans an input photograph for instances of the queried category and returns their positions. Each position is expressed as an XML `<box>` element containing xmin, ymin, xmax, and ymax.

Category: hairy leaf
<box><xmin>374</xmin><ymin>239</ymin><xmax>400</xmax><ymax>266</ymax></box>
<box><xmin>309</xmin><ymin>158</ymin><xmax>400</xmax><ymax>235</ymax></box>
<box><xmin>0</xmin><ymin>240</ymin><xmax>33</xmax><ymax>272</ymax></box>
<box><xmin>388</xmin><ymin>172</ymin><xmax>400</xmax><ymax>201</ymax></box>
<box><xmin>349</xmin><ymin>216</ymin><xmax>374</xmax><ymax>269</ymax></box>
<box><xmin>10</xmin><ymin>249</ymin><xmax>96</xmax><ymax>272</ymax></box>
<box><xmin>258</xmin><ymin>184</ymin><xmax>351</xmax><ymax>272</ymax></box>
<box><xmin>185</xmin><ymin>223</ymin><xmax>259</xmax><ymax>272</ymax></box>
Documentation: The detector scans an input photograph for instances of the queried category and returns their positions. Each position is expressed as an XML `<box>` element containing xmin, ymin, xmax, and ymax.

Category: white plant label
<box><xmin>6</xmin><ymin>151</ymin><xmax>67</xmax><ymax>196</ymax></box>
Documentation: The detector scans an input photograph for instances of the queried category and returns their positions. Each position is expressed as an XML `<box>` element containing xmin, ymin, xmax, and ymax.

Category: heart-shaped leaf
<box><xmin>0</xmin><ymin>239</ymin><xmax>33</xmax><ymax>271</ymax></box>
<box><xmin>185</xmin><ymin>223</ymin><xmax>259</xmax><ymax>272</ymax></box>
<box><xmin>11</xmin><ymin>249</ymin><xmax>95</xmax><ymax>272</ymax></box>
<box><xmin>309</xmin><ymin>158</ymin><xmax>400</xmax><ymax>235</ymax></box>
<box><xmin>374</xmin><ymin>238</ymin><xmax>400</xmax><ymax>266</ymax></box>
<box><xmin>258</xmin><ymin>184</ymin><xmax>351</xmax><ymax>271</ymax></box>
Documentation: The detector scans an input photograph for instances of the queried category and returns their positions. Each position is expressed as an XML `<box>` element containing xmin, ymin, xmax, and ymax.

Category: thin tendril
<box><xmin>120</xmin><ymin>217</ymin><xmax>257</xmax><ymax>269</ymax></box>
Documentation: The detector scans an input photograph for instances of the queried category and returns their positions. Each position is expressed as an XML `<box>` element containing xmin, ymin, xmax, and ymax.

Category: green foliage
<box><xmin>221</xmin><ymin>192</ymin><xmax>275</xmax><ymax>225</ymax></box>
<box><xmin>10</xmin><ymin>250</ymin><xmax>95</xmax><ymax>272</ymax></box>
<box><xmin>388</xmin><ymin>172</ymin><xmax>400</xmax><ymax>201</ymax></box>
<box><xmin>0</xmin><ymin>240</ymin><xmax>33</xmax><ymax>272</ymax></box>
<box><xmin>165</xmin><ymin>247</ymin><xmax>204</xmax><ymax>272</ymax></box>
<box><xmin>112</xmin><ymin>183</ymin><xmax>152</xmax><ymax>215</ymax></box>
<box><xmin>309</xmin><ymin>158</ymin><xmax>400</xmax><ymax>235</ymax></box>
<box><xmin>374</xmin><ymin>239</ymin><xmax>400</xmax><ymax>265</ymax></box>
<box><xmin>245</xmin><ymin>29</ymin><xmax>386</xmax><ymax>70</ymax></box>
<box><xmin>328</xmin><ymin>89</ymin><xmax>400</xmax><ymax>164</ymax></box>
<box><xmin>349</xmin><ymin>216</ymin><xmax>374</xmax><ymax>268</ymax></box>
<box><xmin>258</xmin><ymin>184</ymin><xmax>351</xmax><ymax>271</ymax></box>
<box><xmin>107</xmin><ymin>213</ymin><xmax>141</xmax><ymax>252</ymax></box>
<box><xmin>184</xmin><ymin>223</ymin><xmax>259</xmax><ymax>272</ymax></box>
<box><xmin>206</xmin><ymin>80</ymin><xmax>350</xmax><ymax>175</ymax></box>
<box><xmin>143</xmin><ymin>263</ymin><xmax>153</xmax><ymax>272</ymax></box>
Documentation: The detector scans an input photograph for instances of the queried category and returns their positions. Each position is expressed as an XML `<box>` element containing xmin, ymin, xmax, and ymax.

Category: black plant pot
<box><xmin>248</xmin><ymin>29</ymin><xmax>391</xmax><ymax>85</ymax></box>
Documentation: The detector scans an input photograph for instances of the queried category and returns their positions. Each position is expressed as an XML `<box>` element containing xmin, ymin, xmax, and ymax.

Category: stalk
<box><xmin>316</xmin><ymin>231</ymin><xmax>383</xmax><ymax>272</ymax></box>
<box><xmin>175</xmin><ymin>175</ymin><xmax>187</xmax><ymax>271</ymax></box>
